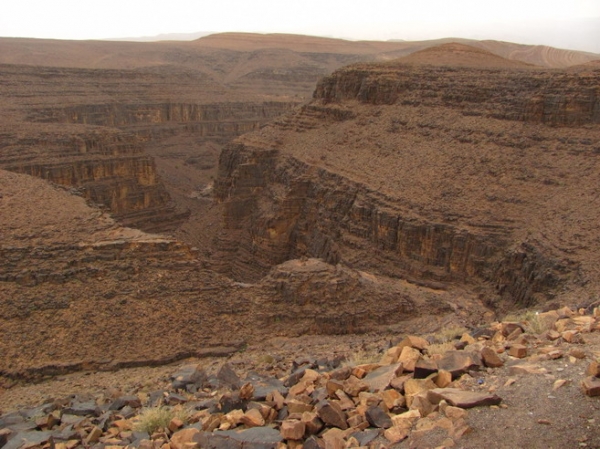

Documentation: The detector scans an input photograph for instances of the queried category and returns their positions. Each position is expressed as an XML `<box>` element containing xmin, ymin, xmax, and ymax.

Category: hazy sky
<box><xmin>2</xmin><ymin>0</ymin><xmax>599</xmax><ymax>52</ymax></box>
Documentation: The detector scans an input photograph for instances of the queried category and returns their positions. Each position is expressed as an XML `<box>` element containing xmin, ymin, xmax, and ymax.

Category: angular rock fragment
<box><xmin>427</xmin><ymin>388</ymin><xmax>502</xmax><ymax>408</ymax></box>
<box><xmin>280</xmin><ymin>419</ymin><xmax>305</xmax><ymax>440</ymax></box>
<box><xmin>437</xmin><ymin>351</ymin><xmax>481</xmax><ymax>379</ymax></box>
<box><xmin>586</xmin><ymin>360</ymin><xmax>600</xmax><ymax>378</ymax></box>
<box><xmin>365</xmin><ymin>406</ymin><xmax>393</xmax><ymax>429</ymax></box>
<box><xmin>480</xmin><ymin>347</ymin><xmax>504</xmax><ymax>368</ymax></box>
<box><xmin>362</xmin><ymin>363</ymin><xmax>403</xmax><ymax>392</ymax></box>
<box><xmin>508</xmin><ymin>344</ymin><xmax>528</xmax><ymax>359</ymax></box>
<box><xmin>398</xmin><ymin>346</ymin><xmax>421</xmax><ymax>372</ymax></box>
<box><xmin>316</xmin><ymin>400</ymin><xmax>347</xmax><ymax>430</ymax></box>
<box><xmin>217</xmin><ymin>363</ymin><xmax>242</xmax><ymax>390</ymax></box>
<box><xmin>240</xmin><ymin>408</ymin><xmax>265</xmax><ymax>428</ymax></box>
<box><xmin>508</xmin><ymin>363</ymin><xmax>547</xmax><ymax>375</ymax></box>
<box><xmin>581</xmin><ymin>377</ymin><xmax>600</xmax><ymax>397</ymax></box>
<box><xmin>193</xmin><ymin>427</ymin><xmax>283</xmax><ymax>449</ymax></box>
<box><xmin>171</xmin><ymin>364</ymin><xmax>207</xmax><ymax>391</ymax></box>
<box><xmin>384</xmin><ymin>426</ymin><xmax>409</xmax><ymax>443</ymax></box>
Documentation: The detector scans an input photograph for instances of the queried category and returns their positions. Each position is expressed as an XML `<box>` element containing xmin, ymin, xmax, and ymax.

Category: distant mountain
<box><xmin>104</xmin><ymin>31</ymin><xmax>213</xmax><ymax>42</ymax></box>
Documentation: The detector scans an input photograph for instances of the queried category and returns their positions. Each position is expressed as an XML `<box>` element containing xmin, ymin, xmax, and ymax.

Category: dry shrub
<box><xmin>134</xmin><ymin>406</ymin><xmax>189</xmax><ymax>434</ymax></box>
<box><xmin>428</xmin><ymin>325</ymin><xmax>469</xmax><ymax>344</ymax></box>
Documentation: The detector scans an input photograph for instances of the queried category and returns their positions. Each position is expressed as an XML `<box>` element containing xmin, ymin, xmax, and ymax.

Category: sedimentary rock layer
<box><xmin>214</xmin><ymin>52</ymin><xmax>600</xmax><ymax>306</ymax></box>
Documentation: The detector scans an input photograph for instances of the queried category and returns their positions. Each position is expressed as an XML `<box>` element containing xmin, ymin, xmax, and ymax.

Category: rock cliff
<box><xmin>1</xmin><ymin>170</ymin><xmax>478</xmax><ymax>378</ymax></box>
<box><xmin>0</xmin><ymin>64</ymin><xmax>296</xmax><ymax>232</ymax></box>
<box><xmin>214</xmin><ymin>47</ymin><xmax>600</xmax><ymax>307</ymax></box>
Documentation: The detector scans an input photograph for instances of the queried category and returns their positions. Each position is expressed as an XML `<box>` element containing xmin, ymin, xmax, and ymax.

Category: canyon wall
<box><xmin>214</xmin><ymin>58</ymin><xmax>600</xmax><ymax>307</ymax></box>
<box><xmin>2</xmin><ymin>169</ymin><xmax>469</xmax><ymax>379</ymax></box>
<box><xmin>314</xmin><ymin>64</ymin><xmax>600</xmax><ymax>126</ymax></box>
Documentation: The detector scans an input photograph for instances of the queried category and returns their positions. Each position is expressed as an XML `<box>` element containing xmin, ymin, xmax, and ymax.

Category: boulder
<box><xmin>2</xmin><ymin>431</ymin><xmax>53</xmax><ymax>449</ymax></box>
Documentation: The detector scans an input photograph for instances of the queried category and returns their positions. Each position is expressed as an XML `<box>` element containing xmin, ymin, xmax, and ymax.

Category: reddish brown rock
<box><xmin>427</xmin><ymin>388</ymin><xmax>502</xmax><ymax>408</ymax></box>
<box><xmin>586</xmin><ymin>360</ymin><xmax>600</xmax><ymax>377</ymax></box>
<box><xmin>316</xmin><ymin>400</ymin><xmax>348</xmax><ymax>430</ymax></box>
<box><xmin>170</xmin><ymin>428</ymin><xmax>200</xmax><ymax>449</ymax></box>
<box><xmin>398</xmin><ymin>346</ymin><xmax>422</xmax><ymax>372</ymax></box>
<box><xmin>414</xmin><ymin>359</ymin><xmax>438</xmax><ymax>379</ymax></box>
<box><xmin>280</xmin><ymin>420</ymin><xmax>306</xmax><ymax>440</ymax></box>
<box><xmin>581</xmin><ymin>377</ymin><xmax>600</xmax><ymax>397</ymax></box>
<box><xmin>437</xmin><ymin>351</ymin><xmax>482</xmax><ymax>379</ymax></box>
<box><xmin>240</xmin><ymin>408</ymin><xmax>265</xmax><ymax>427</ymax></box>
<box><xmin>508</xmin><ymin>344</ymin><xmax>528</xmax><ymax>359</ymax></box>
<box><xmin>301</xmin><ymin>412</ymin><xmax>324</xmax><ymax>435</ymax></box>
<box><xmin>481</xmin><ymin>347</ymin><xmax>504</xmax><ymax>368</ymax></box>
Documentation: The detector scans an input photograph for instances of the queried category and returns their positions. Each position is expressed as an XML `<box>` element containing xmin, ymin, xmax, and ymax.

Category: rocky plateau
<box><xmin>1</xmin><ymin>32</ymin><xmax>600</xmax><ymax>449</ymax></box>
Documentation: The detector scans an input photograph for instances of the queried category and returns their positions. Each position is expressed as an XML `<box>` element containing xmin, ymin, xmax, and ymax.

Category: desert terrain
<box><xmin>1</xmin><ymin>32</ymin><xmax>600</xmax><ymax>448</ymax></box>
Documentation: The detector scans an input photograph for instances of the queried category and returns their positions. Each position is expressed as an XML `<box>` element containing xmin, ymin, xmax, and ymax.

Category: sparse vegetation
<box><xmin>258</xmin><ymin>354</ymin><xmax>275</xmax><ymax>365</ymax></box>
<box><xmin>503</xmin><ymin>310</ymin><xmax>551</xmax><ymax>335</ymax></box>
<box><xmin>346</xmin><ymin>347</ymin><xmax>381</xmax><ymax>366</ymax></box>
<box><xmin>133</xmin><ymin>406</ymin><xmax>189</xmax><ymax>434</ymax></box>
<box><xmin>428</xmin><ymin>325</ymin><xmax>469</xmax><ymax>344</ymax></box>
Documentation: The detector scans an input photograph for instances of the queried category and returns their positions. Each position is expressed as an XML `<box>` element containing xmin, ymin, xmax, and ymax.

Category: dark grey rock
<box><xmin>59</xmin><ymin>414</ymin><xmax>85</xmax><ymax>426</ymax></box>
<box><xmin>108</xmin><ymin>395</ymin><xmax>141</xmax><ymax>411</ymax></box>
<box><xmin>119</xmin><ymin>406</ymin><xmax>136</xmax><ymax>419</ymax></box>
<box><xmin>2</xmin><ymin>431</ymin><xmax>53</xmax><ymax>449</ymax></box>
<box><xmin>303</xmin><ymin>435</ymin><xmax>321</xmax><ymax>449</ymax></box>
<box><xmin>350</xmin><ymin>429</ymin><xmax>381</xmax><ymax>446</ymax></box>
<box><xmin>18</xmin><ymin>403</ymin><xmax>56</xmax><ymax>420</ymax></box>
<box><xmin>165</xmin><ymin>393</ymin><xmax>187</xmax><ymax>405</ymax></box>
<box><xmin>247</xmin><ymin>376</ymin><xmax>287</xmax><ymax>401</ymax></box>
<box><xmin>193</xmin><ymin>427</ymin><xmax>283</xmax><ymax>449</ymax></box>
<box><xmin>219</xmin><ymin>392</ymin><xmax>247</xmax><ymax>414</ymax></box>
<box><xmin>63</xmin><ymin>401</ymin><xmax>100</xmax><ymax>417</ymax></box>
<box><xmin>365</xmin><ymin>406</ymin><xmax>392</xmax><ymax>429</ymax></box>
<box><xmin>217</xmin><ymin>363</ymin><xmax>242</xmax><ymax>390</ymax></box>
<box><xmin>171</xmin><ymin>364</ymin><xmax>207</xmax><ymax>391</ymax></box>
<box><xmin>52</xmin><ymin>425</ymin><xmax>78</xmax><ymax>441</ymax></box>
<box><xmin>284</xmin><ymin>368</ymin><xmax>306</xmax><ymax>388</ymax></box>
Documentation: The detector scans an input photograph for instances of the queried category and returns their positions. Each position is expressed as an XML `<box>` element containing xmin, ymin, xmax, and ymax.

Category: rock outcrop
<box><xmin>0</xmin><ymin>63</ymin><xmax>296</xmax><ymax>232</ymax></box>
<box><xmin>214</xmin><ymin>46</ymin><xmax>600</xmax><ymax>307</ymax></box>
<box><xmin>1</xmin><ymin>170</ymin><xmax>478</xmax><ymax>378</ymax></box>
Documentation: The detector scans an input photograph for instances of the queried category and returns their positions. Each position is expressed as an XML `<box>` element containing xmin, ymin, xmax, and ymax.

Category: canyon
<box><xmin>0</xmin><ymin>34</ymin><xmax>599</xmax><ymax>382</ymax></box>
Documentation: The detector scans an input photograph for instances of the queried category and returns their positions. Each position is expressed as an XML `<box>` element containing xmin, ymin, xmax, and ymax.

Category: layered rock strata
<box><xmin>214</xmin><ymin>48</ymin><xmax>600</xmax><ymax>307</ymax></box>
<box><xmin>1</xmin><ymin>170</ymin><xmax>476</xmax><ymax>378</ymax></box>
<box><xmin>0</xmin><ymin>63</ymin><xmax>296</xmax><ymax>232</ymax></box>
